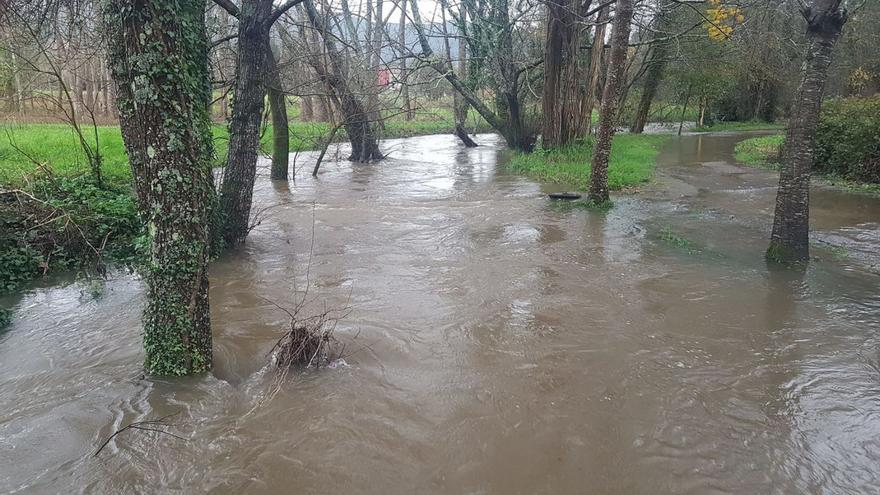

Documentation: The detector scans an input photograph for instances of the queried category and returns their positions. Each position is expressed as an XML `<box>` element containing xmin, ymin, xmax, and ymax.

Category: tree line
<box><xmin>0</xmin><ymin>0</ymin><xmax>869</xmax><ymax>374</ymax></box>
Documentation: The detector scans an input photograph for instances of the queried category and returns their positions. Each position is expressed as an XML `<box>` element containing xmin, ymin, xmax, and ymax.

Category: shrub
<box><xmin>815</xmin><ymin>96</ymin><xmax>880</xmax><ymax>182</ymax></box>
<box><xmin>0</xmin><ymin>175</ymin><xmax>142</xmax><ymax>293</ymax></box>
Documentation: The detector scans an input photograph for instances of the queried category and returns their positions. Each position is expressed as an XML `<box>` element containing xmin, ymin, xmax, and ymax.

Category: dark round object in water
<box><xmin>548</xmin><ymin>192</ymin><xmax>582</xmax><ymax>200</ymax></box>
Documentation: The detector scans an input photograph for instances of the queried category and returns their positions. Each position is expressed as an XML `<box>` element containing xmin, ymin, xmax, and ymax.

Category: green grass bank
<box><xmin>0</xmin><ymin>111</ymin><xmax>489</xmax><ymax>187</ymax></box>
<box><xmin>693</xmin><ymin>121</ymin><xmax>785</xmax><ymax>133</ymax></box>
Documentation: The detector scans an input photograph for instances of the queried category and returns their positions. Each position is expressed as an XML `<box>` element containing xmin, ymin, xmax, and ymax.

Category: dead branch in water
<box><xmin>93</xmin><ymin>413</ymin><xmax>184</xmax><ymax>457</ymax></box>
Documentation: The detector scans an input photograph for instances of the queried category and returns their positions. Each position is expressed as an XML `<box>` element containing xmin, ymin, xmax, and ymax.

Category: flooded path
<box><xmin>2</xmin><ymin>132</ymin><xmax>879</xmax><ymax>494</ymax></box>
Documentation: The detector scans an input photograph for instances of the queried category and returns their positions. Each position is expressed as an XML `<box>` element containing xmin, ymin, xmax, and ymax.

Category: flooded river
<box><xmin>1</xmin><ymin>132</ymin><xmax>879</xmax><ymax>494</ymax></box>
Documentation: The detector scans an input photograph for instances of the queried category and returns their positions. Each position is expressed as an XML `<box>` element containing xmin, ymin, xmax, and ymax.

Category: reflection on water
<box><xmin>1</xmin><ymin>132</ymin><xmax>879</xmax><ymax>494</ymax></box>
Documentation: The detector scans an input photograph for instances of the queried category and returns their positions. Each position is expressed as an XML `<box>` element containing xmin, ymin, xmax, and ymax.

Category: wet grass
<box><xmin>507</xmin><ymin>134</ymin><xmax>670</xmax><ymax>191</ymax></box>
<box><xmin>694</xmin><ymin>121</ymin><xmax>785</xmax><ymax>133</ymax></box>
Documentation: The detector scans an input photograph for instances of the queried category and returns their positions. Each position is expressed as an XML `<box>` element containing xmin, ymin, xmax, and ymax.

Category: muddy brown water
<box><xmin>1</xmin><ymin>132</ymin><xmax>879</xmax><ymax>494</ymax></box>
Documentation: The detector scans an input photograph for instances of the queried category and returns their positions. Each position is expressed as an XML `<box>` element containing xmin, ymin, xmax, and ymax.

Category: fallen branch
<box><xmin>93</xmin><ymin>413</ymin><xmax>184</xmax><ymax>457</ymax></box>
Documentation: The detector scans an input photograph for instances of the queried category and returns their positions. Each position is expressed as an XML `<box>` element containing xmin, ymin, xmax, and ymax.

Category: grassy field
<box><xmin>0</xmin><ymin>108</ymin><xmax>487</xmax><ymax>186</ymax></box>
<box><xmin>694</xmin><ymin>121</ymin><xmax>785</xmax><ymax>132</ymax></box>
<box><xmin>506</xmin><ymin>134</ymin><xmax>670</xmax><ymax>191</ymax></box>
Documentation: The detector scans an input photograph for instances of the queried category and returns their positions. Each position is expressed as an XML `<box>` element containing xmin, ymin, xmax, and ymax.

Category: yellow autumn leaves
<box><xmin>705</xmin><ymin>0</ymin><xmax>745</xmax><ymax>41</ymax></box>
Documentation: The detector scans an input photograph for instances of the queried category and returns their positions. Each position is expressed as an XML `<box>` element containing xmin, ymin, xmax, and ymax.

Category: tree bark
<box><xmin>542</xmin><ymin>0</ymin><xmax>590</xmax><ymax>148</ymax></box>
<box><xmin>768</xmin><ymin>0</ymin><xmax>847</xmax><ymax>263</ymax></box>
<box><xmin>105</xmin><ymin>0</ymin><xmax>215</xmax><ymax>375</ymax></box>
<box><xmin>218</xmin><ymin>0</ymin><xmax>273</xmax><ymax>246</ymax></box>
<box><xmin>588</xmin><ymin>0</ymin><xmax>634</xmax><ymax>204</ymax></box>
<box><xmin>585</xmin><ymin>5</ymin><xmax>609</xmax><ymax>136</ymax></box>
<box><xmin>267</xmin><ymin>47</ymin><xmax>290</xmax><ymax>180</ymax></box>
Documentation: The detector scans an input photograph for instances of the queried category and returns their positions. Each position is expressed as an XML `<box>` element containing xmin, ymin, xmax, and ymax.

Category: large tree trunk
<box><xmin>105</xmin><ymin>0</ymin><xmax>215</xmax><ymax>375</ymax></box>
<box><xmin>303</xmin><ymin>0</ymin><xmax>383</xmax><ymax>162</ymax></box>
<box><xmin>218</xmin><ymin>0</ymin><xmax>273</xmax><ymax>246</ymax></box>
<box><xmin>585</xmin><ymin>5</ymin><xmax>609</xmax><ymax>136</ymax></box>
<box><xmin>267</xmin><ymin>48</ymin><xmax>290</xmax><ymax>180</ymax></box>
<box><xmin>768</xmin><ymin>0</ymin><xmax>847</xmax><ymax>263</ymax></box>
<box><xmin>542</xmin><ymin>0</ymin><xmax>565</xmax><ymax>148</ymax></box>
<box><xmin>588</xmin><ymin>0</ymin><xmax>634</xmax><ymax>204</ymax></box>
<box><xmin>542</xmin><ymin>0</ymin><xmax>590</xmax><ymax>148</ymax></box>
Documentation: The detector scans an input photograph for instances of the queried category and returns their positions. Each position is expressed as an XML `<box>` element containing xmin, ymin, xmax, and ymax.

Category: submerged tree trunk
<box><xmin>105</xmin><ymin>0</ymin><xmax>214</xmax><ymax>375</ymax></box>
<box><xmin>453</xmin><ymin>2</ymin><xmax>473</xmax><ymax>145</ymax></box>
<box><xmin>768</xmin><ymin>0</ymin><xmax>847</xmax><ymax>263</ymax></box>
<box><xmin>267</xmin><ymin>48</ymin><xmax>290</xmax><ymax>180</ymax></box>
<box><xmin>440</xmin><ymin>3</ymin><xmax>477</xmax><ymax>147</ymax></box>
<box><xmin>218</xmin><ymin>0</ymin><xmax>273</xmax><ymax>246</ymax></box>
<box><xmin>588</xmin><ymin>0</ymin><xmax>634</xmax><ymax>204</ymax></box>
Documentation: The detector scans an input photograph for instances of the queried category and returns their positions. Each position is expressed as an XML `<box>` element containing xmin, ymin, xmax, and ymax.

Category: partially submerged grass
<box><xmin>694</xmin><ymin>121</ymin><xmax>785</xmax><ymax>133</ymax></box>
<box><xmin>507</xmin><ymin>134</ymin><xmax>670</xmax><ymax>191</ymax></box>
<box><xmin>735</xmin><ymin>134</ymin><xmax>880</xmax><ymax>196</ymax></box>
<box><xmin>657</xmin><ymin>226</ymin><xmax>697</xmax><ymax>252</ymax></box>
<box><xmin>733</xmin><ymin>134</ymin><xmax>783</xmax><ymax>169</ymax></box>
<box><xmin>547</xmin><ymin>198</ymin><xmax>614</xmax><ymax>212</ymax></box>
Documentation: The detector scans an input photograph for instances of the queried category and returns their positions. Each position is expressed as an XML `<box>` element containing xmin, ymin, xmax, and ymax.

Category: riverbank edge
<box><xmin>733</xmin><ymin>134</ymin><xmax>880</xmax><ymax>197</ymax></box>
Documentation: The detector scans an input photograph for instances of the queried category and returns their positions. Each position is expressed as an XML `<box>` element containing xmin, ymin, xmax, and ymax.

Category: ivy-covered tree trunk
<box><xmin>105</xmin><ymin>0</ymin><xmax>215</xmax><ymax>375</ymax></box>
<box><xmin>218</xmin><ymin>0</ymin><xmax>273</xmax><ymax>246</ymax></box>
<box><xmin>588</xmin><ymin>0</ymin><xmax>634</xmax><ymax>204</ymax></box>
<box><xmin>267</xmin><ymin>48</ymin><xmax>290</xmax><ymax>181</ymax></box>
<box><xmin>768</xmin><ymin>0</ymin><xmax>847</xmax><ymax>263</ymax></box>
